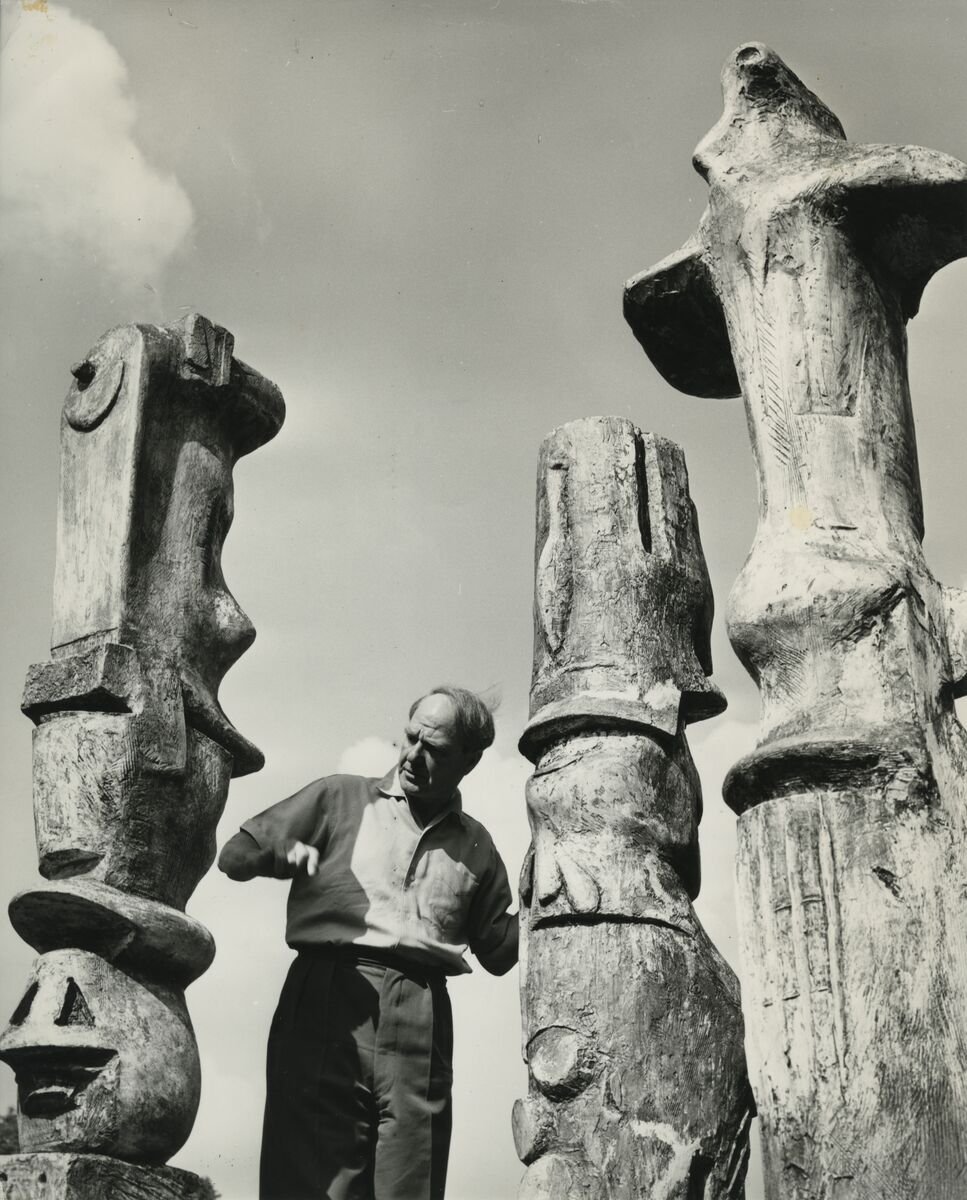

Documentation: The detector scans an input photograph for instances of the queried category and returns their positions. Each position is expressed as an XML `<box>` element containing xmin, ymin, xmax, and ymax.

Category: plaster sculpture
<box><xmin>0</xmin><ymin>314</ymin><xmax>283</xmax><ymax>1197</ymax></box>
<box><xmin>514</xmin><ymin>417</ymin><xmax>752</xmax><ymax>1199</ymax></box>
<box><xmin>625</xmin><ymin>43</ymin><xmax>967</xmax><ymax>1197</ymax></box>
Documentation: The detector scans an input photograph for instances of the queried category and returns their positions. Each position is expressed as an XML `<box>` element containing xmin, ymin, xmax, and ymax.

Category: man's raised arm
<box><xmin>218</xmin><ymin>778</ymin><xmax>327</xmax><ymax>881</ymax></box>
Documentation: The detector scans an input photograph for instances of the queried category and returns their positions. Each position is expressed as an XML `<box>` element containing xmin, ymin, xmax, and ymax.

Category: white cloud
<box><xmin>0</xmin><ymin>4</ymin><xmax>193</xmax><ymax>285</ymax></box>
<box><xmin>335</xmin><ymin>735</ymin><xmax>397</xmax><ymax>776</ymax></box>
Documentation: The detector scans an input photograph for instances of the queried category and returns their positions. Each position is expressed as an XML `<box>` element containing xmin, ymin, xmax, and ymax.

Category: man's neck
<box><xmin>407</xmin><ymin>793</ymin><xmax>453</xmax><ymax>830</ymax></box>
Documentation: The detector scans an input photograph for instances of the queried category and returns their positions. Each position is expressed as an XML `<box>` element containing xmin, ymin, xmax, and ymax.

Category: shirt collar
<box><xmin>377</xmin><ymin>767</ymin><xmax>404</xmax><ymax>797</ymax></box>
<box><xmin>377</xmin><ymin>767</ymin><xmax>463</xmax><ymax>818</ymax></box>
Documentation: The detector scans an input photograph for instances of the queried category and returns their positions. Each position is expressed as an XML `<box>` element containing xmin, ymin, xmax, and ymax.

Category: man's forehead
<box><xmin>407</xmin><ymin>694</ymin><xmax>459</xmax><ymax>737</ymax></box>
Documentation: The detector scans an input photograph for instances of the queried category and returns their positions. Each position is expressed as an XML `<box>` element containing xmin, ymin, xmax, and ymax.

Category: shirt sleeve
<box><xmin>221</xmin><ymin>777</ymin><xmax>329</xmax><ymax>881</ymax></box>
<box><xmin>218</xmin><ymin>829</ymin><xmax>275</xmax><ymax>880</ymax></box>
<box><xmin>467</xmin><ymin>844</ymin><xmax>519</xmax><ymax>976</ymax></box>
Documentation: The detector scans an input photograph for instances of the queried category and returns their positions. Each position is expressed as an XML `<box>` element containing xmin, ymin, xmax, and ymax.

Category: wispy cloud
<box><xmin>0</xmin><ymin>4</ymin><xmax>193</xmax><ymax>285</ymax></box>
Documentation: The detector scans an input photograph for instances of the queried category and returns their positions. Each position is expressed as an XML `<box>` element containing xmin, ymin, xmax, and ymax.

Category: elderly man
<box><xmin>218</xmin><ymin>685</ymin><xmax>518</xmax><ymax>1200</ymax></box>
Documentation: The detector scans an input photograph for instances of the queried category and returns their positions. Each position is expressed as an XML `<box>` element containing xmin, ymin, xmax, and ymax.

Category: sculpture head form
<box><xmin>39</xmin><ymin>312</ymin><xmax>285</xmax><ymax>776</ymax></box>
<box><xmin>520</xmin><ymin>418</ymin><xmax>724</xmax><ymax>761</ymax></box>
<box><xmin>626</xmin><ymin>44</ymin><xmax>967</xmax><ymax>403</ymax></box>
<box><xmin>625</xmin><ymin>45</ymin><xmax>967</xmax><ymax>789</ymax></box>
<box><xmin>16</xmin><ymin>314</ymin><xmax>285</xmax><ymax>939</ymax></box>
<box><xmin>693</xmin><ymin>41</ymin><xmax>845</xmax><ymax>182</ymax></box>
<box><xmin>0</xmin><ymin>951</ymin><xmax>200</xmax><ymax>1163</ymax></box>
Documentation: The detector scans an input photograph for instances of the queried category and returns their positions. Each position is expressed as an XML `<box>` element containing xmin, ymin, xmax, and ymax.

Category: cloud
<box><xmin>335</xmin><ymin>735</ymin><xmax>397</xmax><ymax>776</ymax></box>
<box><xmin>0</xmin><ymin>4</ymin><xmax>193</xmax><ymax>285</ymax></box>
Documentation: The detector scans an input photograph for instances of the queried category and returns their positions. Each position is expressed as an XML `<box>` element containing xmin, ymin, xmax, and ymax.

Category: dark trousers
<box><xmin>260</xmin><ymin>951</ymin><xmax>454</xmax><ymax>1200</ymax></box>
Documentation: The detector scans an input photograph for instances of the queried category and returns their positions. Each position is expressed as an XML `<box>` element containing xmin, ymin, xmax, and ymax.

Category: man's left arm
<box><xmin>467</xmin><ymin>845</ymin><xmax>519</xmax><ymax>976</ymax></box>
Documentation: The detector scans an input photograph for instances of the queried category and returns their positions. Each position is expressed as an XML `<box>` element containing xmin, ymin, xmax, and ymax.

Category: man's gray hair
<box><xmin>410</xmin><ymin>685</ymin><xmax>497</xmax><ymax>755</ymax></box>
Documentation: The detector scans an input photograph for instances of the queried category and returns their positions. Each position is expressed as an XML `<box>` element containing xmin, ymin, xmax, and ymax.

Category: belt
<box><xmin>298</xmin><ymin>943</ymin><xmax>448</xmax><ymax>987</ymax></box>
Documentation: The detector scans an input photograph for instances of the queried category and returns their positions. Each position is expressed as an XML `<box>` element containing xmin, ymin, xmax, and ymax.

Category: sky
<box><xmin>1</xmin><ymin>1</ymin><xmax>965</xmax><ymax>1197</ymax></box>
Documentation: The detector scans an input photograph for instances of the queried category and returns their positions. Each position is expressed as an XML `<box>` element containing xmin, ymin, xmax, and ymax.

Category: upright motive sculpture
<box><xmin>626</xmin><ymin>44</ymin><xmax>967</xmax><ymax>1197</ymax></box>
<box><xmin>515</xmin><ymin>417</ymin><xmax>752</xmax><ymax>1198</ymax></box>
<box><xmin>0</xmin><ymin>314</ymin><xmax>284</xmax><ymax>1198</ymax></box>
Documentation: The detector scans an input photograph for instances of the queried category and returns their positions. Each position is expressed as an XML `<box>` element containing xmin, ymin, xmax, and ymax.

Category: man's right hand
<box><xmin>285</xmin><ymin>841</ymin><xmax>319</xmax><ymax>876</ymax></box>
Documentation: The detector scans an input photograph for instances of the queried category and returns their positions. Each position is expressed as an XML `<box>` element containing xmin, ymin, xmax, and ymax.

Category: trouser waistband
<box><xmin>297</xmin><ymin>943</ymin><xmax>448</xmax><ymax>986</ymax></box>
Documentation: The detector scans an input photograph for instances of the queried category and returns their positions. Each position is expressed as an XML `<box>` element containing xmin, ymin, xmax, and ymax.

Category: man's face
<box><xmin>398</xmin><ymin>694</ymin><xmax>480</xmax><ymax>809</ymax></box>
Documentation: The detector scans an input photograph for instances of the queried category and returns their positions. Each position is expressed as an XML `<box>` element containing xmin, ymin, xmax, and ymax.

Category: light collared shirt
<box><xmin>239</xmin><ymin>768</ymin><xmax>517</xmax><ymax>975</ymax></box>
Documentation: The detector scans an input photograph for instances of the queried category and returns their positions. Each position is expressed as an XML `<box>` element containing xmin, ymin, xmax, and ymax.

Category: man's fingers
<box><xmin>285</xmin><ymin>842</ymin><xmax>319</xmax><ymax>876</ymax></box>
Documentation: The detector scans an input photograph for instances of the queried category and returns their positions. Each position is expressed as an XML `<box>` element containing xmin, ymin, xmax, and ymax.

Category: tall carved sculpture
<box><xmin>0</xmin><ymin>314</ymin><xmax>284</xmax><ymax>1197</ymax></box>
<box><xmin>514</xmin><ymin>417</ymin><xmax>753</xmax><ymax>1198</ymax></box>
<box><xmin>625</xmin><ymin>44</ymin><xmax>967</xmax><ymax>1197</ymax></box>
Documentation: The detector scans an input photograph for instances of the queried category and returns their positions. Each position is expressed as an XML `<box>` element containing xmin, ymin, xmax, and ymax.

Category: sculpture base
<box><xmin>0</xmin><ymin>1153</ymin><xmax>211</xmax><ymax>1199</ymax></box>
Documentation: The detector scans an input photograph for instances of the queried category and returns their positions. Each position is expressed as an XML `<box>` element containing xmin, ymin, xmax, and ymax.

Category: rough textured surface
<box><xmin>8</xmin><ymin>879</ymin><xmax>215</xmax><ymax>988</ymax></box>
<box><xmin>516</xmin><ymin>418</ymin><xmax>752</xmax><ymax>1198</ymax></box>
<box><xmin>48</xmin><ymin>312</ymin><xmax>283</xmax><ymax>776</ymax></box>
<box><xmin>0</xmin><ymin>951</ymin><xmax>199</xmax><ymax>1162</ymax></box>
<box><xmin>27</xmin><ymin>719</ymin><xmax>231</xmax><ymax>910</ymax></box>
<box><xmin>1</xmin><ymin>314</ymin><xmax>282</xmax><ymax>1174</ymax></box>
<box><xmin>522</xmin><ymin>420</ymin><xmax>725</xmax><ymax>753</ymax></box>
<box><xmin>625</xmin><ymin>43</ymin><xmax>967</xmax><ymax>1198</ymax></box>
<box><xmin>0</xmin><ymin>1154</ymin><xmax>211</xmax><ymax>1199</ymax></box>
